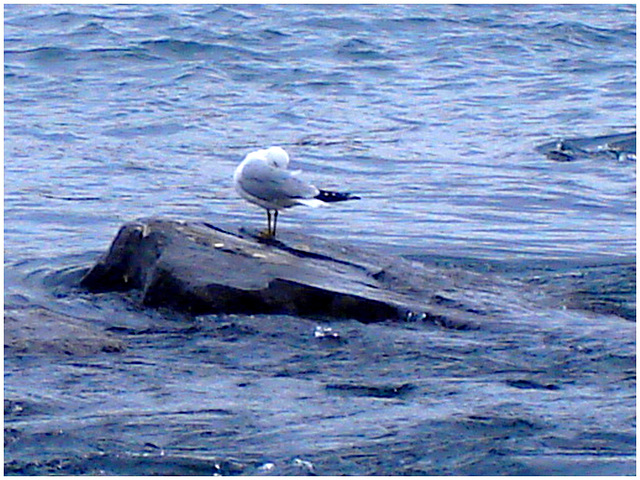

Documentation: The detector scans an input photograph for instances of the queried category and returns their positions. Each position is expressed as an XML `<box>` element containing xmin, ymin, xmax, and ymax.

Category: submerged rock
<box><xmin>4</xmin><ymin>306</ymin><xmax>125</xmax><ymax>356</ymax></box>
<box><xmin>536</xmin><ymin>131</ymin><xmax>636</xmax><ymax>162</ymax></box>
<box><xmin>80</xmin><ymin>218</ymin><xmax>505</xmax><ymax>326</ymax></box>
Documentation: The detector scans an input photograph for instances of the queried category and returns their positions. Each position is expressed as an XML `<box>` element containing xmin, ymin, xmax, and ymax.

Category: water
<box><xmin>5</xmin><ymin>4</ymin><xmax>636</xmax><ymax>261</ymax></box>
<box><xmin>4</xmin><ymin>4</ymin><xmax>636</xmax><ymax>475</ymax></box>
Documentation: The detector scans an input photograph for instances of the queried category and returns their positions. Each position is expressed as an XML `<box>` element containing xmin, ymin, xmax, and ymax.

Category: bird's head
<box><xmin>263</xmin><ymin>146</ymin><xmax>290</xmax><ymax>170</ymax></box>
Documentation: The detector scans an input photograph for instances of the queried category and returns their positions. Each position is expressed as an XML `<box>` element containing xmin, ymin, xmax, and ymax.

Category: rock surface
<box><xmin>80</xmin><ymin>218</ymin><xmax>512</xmax><ymax>327</ymax></box>
<box><xmin>536</xmin><ymin>130</ymin><xmax>636</xmax><ymax>162</ymax></box>
<box><xmin>4</xmin><ymin>306</ymin><xmax>125</xmax><ymax>356</ymax></box>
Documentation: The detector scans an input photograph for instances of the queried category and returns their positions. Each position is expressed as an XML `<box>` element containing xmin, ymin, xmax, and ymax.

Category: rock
<box><xmin>80</xmin><ymin>218</ymin><xmax>506</xmax><ymax>326</ymax></box>
<box><xmin>523</xmin><ymin>261</ymin><xmax>636</xmax><ymax>321</ymax></box>
<box><xmin>4</xmin><ymin>306</ymin><xmax>125</xmax><ymax>356</ymax></box>
<box><xmin>536</xmin><ymin>131</ymin><xmax>636</xmax><ymax>162</ymax></box>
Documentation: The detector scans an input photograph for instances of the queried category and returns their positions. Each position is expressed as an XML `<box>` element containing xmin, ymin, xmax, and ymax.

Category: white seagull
<box><xmin>233</xmin><ymin>146</ymin><xmax>360</xmax><ymax>237</ymax></box>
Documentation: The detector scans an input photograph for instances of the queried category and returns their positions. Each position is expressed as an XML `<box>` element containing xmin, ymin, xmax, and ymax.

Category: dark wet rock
<box><xmin>523</xmin><ymin>261</ymin><xmax>636</xmax><ymax>321</ymax></box>
<box><xmin>80</xmin><ymin>218</ymin><xmax>636</xmax><ymax>326</ymax></box>
<box><xmin>4</xmin><ymin>399</ymin><xmax>46</xmax><ymax>420</ymax></box>
<box><xmin>80</xmin><ymin>218</ymin><xmax>510</xmax><ymax>327</ymax></box>
<box><xmin>505</xmin><ymin>379</ymin><xmax>560</xmax><ymax>391</ymax></box>
<box><xmin>4</xmin><ymin>306</ymin><xmax>125</xmax><ymax>356</ymax></box>
<box><xmin>537</xmin><ymin>131</ymin><xmax>636</xmax><ymax>162</ymax></box>
<box><xmin>325</xmin><ymin>382</ymin><xmax>416</xmax><ymax>398</ymax></box>
<box><xmin>4</xmin><ymin>452</ymin><xmax>235</xmax><ymax>476</ymax></box>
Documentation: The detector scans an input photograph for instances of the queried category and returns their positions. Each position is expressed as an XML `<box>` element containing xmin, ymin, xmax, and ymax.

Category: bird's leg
<box><xmin>273</xmin><ymin>210</ymin><xmax>279</xmax><ymax>236</ymax></box>
<box><xmin>259</xmin><ymin>209</ymin><xmax>278</xmax><ymax>239</ymax></box>
<box><xmin>266</xmin><ymin>209</ymin><xmax>273</xmax><ymax>236</ymax></box>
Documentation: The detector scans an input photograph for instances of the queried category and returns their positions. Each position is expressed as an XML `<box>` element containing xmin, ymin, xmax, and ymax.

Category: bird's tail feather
<box><xmin>297</xmin><ymin>198</ymin><xmax>324</xmax><ymax>208</ymax></box>
<box><xmin>315</xmin><ymin>189</ymin><xmax>360</xmax><ymax>203</ymax></box>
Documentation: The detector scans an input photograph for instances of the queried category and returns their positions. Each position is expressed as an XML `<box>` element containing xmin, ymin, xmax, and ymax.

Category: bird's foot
<box><xmin>255</xmin><ymin>229</ymin><xmax>287</xmax><ymax>247</ymax></box>
<box><xmin>258</xmin><ymin>229</ymin><xmax>275</xmax><ymax>239</ymax></box>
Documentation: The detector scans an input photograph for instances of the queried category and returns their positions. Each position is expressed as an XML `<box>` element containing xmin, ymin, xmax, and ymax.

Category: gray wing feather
<box><xmin>239</xmin><ymin>160</ymin><xmax>318</xmax><ymax>202</ymax></box>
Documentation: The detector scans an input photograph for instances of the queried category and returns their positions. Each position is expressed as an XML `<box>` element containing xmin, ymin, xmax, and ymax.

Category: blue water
<box><xmin>4</xmin><ymin>4</ymin><xmax>636</xmax><ymax>263</ymax></box>
<box><xmin>4</xmin><ymin>4</ymin><xmax>636</xmax><ymax>476</ymax></box>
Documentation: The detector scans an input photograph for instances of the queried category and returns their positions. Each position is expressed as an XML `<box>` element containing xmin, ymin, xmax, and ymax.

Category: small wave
<box><xmin>141</xmin><ymin>38</ymin><xmax>219</xmax><ymax>55</ymax></box>
<box><xmin>5</xmin><ymin>46</ymin><xmax>76</xmax><ymax>61</ymax></box>
<box><xmin>40</xmin><ymin>194</ymin><xmax>102</xmax><ymax>202</ymax></box>
<box><xmin>296</xmin><ymin>14</ymin><xmax>369</xmax><ymax>32</ymax></box>
<box><xmin>29</xmin><ymin>131</ymin><xmax>85</xmax><ymax>143</ymax></box>
<box><xmin>5</xmin><ymin>9</ymin><xmax>105</xmax><ymax>29</ymax></box>
<box><xmin>5</xmin><ymin>44</ymin><xmax>161</xmax><ymax>66</ymax></box>
<box><xmin>84</xmin><ymin>46</ymin><xmax>161</xmax><ymax>62</ymax></box>
<box><xmin>261</xmin><ymin>28</ymin><xmax>290</xmax><ymax>40</ymax></box>
<box><xmin>336</xmin><ymin>37</ymin><xmax>389</xmax><ymax>60</ymax></box>
<box><xmin>139</xmin><ymin>38</ymin><xmax>268</xmax><ymax>62</ymax></box>
<box><xmin>535</xmin><ymin>21</ymin><xmax>631</xmax><ymax>49</ymax></box>
<box><xmin>72</xmin><ymin>20</ymin><xmax>122</xmax><ymax>39</ymax></box>
<box><xmin>207</xmin><ymin>4</ymin><xmax>253</xmax><ymax>22</ymax></box>
<box><xmin>102</xmin><ymin>122</ymin><xmax>186</xmax><ymax>138</ymax></box>
<box><xmin>382</xmin><ymin>16</ymin><xmax>438</xmax><ymax>28</ymax></box>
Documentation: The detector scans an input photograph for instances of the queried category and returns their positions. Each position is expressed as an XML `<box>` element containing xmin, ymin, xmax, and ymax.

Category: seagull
<box><xmin>233</xmin><ymin>146</ymin><xmax>360</xmax><ymax>237</ymax></box>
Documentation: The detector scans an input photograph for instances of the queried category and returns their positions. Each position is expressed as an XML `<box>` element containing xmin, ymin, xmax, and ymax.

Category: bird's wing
<box><xmin>238</xmin><ymin>159</ymin><xmax>319</xmax><ymax>203</ymax></box>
